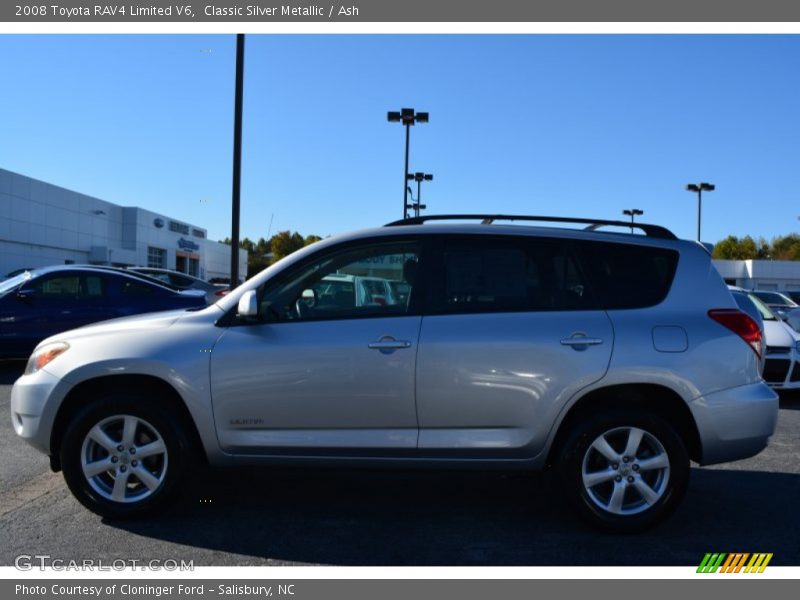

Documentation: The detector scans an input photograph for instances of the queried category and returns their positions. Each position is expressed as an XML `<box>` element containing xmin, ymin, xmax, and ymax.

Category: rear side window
<box><xmin>121</xmin><ymin>280</ymin><xmax>156</xmax><ymax>297</ymax></box>
<box><xmin>432</xmin><ymin>237</ymin><xmax>595</xmax><ymax>314</ymax></box>
<box><xmin>575</xmin><ymin>241</ymin><xmax>678</xmax><ymax>309</ymax></box>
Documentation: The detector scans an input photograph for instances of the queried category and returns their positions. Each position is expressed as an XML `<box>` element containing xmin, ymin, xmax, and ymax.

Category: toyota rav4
<box><xmin>10</xmin><ymin>214</ymin><xmax>778</xmax><ymax>531</ymax></box>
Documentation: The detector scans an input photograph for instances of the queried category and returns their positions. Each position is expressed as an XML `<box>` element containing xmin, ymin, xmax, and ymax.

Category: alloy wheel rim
<box><xmin>80</xmin><ymin>414</ymin><xmax>168</xmax><ymax>504</ymax></box>
<box><xmin>581</xmin><ymin>426</ymin><xmax>670</xmax><ymax>516</ymax></box>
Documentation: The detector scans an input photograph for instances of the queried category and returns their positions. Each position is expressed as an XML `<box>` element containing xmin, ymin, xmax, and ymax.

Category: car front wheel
<box><xmin>60</xmin><ymin>395</ymin><xmax>190</xmax><ymax>519</ymax></box>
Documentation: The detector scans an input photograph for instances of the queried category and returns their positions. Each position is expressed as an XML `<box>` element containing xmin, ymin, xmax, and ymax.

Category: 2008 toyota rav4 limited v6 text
<box><xmin>10</xmin><ymin>215</ymin><xmax>779</xmax><ymax>532</ymax></box>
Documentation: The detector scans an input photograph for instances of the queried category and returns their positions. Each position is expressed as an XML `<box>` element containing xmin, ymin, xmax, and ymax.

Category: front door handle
<box><xmin>368</xmin><ymin>336</ymin><xmax>412</xmax><ymax>353</ymax></box>
<box><xmin>560</xmin><ymin>333</ymin><xmax>604</xmax><ymax>351</ymax></box>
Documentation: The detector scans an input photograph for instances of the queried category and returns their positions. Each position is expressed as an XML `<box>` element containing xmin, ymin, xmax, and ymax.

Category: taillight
<box><xmin>708</xmin><ymin>309</ymin><xmax>763</xmax><ymax>358</ymax></box>
<box><xmin>214</xmin><ymin>289</ymin><xmax>230</xmax><ymax>297</ymax></box>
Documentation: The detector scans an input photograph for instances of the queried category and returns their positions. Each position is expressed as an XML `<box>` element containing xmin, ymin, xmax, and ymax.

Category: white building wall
<box><xmin>0</xmin><ymin>168</ymin><xmax>246</xmax><ymax>280</ymax></box>
<box><xmin>204</xmin><ymin>239</ymin><xmax>248</xmax><ymax>282</ymax></box>
<box><xmin>713</xmin><ymin>259</ymin><xmax>800</xmax><ymax>291</ymax></box>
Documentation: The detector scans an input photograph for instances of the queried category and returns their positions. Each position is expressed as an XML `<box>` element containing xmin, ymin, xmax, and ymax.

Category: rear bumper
<box><xmin>690</xmin><ymin>381</ymin><xmax>779</xmax><ymax>465</ymax></box>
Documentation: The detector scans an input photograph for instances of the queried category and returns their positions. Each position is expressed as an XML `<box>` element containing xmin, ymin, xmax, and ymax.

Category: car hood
<box><xmin>36</xmin><ymin>308</ymin><xmax>191</xmax><ymax>347</ymax></box>
<box><xmin>764</xmin><ymin>319</ymin><xmax>800</xmax><ymax>348</ymax></box>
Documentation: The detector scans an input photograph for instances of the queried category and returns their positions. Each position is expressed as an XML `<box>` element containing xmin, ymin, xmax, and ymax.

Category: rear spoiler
<box><xmin>697</xmin><ymin>241</ymin><xmax>714</xmax><ymax>255</ymax></box>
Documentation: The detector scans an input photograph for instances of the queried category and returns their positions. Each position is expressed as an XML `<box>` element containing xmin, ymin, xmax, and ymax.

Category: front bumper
<box><xmin>690</xmin><ymin>381</ymin><xmax>779</xmax><ymax>465</ymax></box>
<box><xmin>10</xmin><ymin>367</ymin><xmax>68</xmax><ymax>455</ymax></box>
<box><xmin>763</xmin><ymin>349</ymin><xmax>800</xmax><ymax>390</ymax></box>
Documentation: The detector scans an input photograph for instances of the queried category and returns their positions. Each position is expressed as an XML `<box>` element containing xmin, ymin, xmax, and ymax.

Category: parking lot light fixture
<box><xmin>685</xmin><ymin>182</ymin><xmax>715</xmax><ymax>241</ymax></box>
<box><xmin>388</xmin><ymin>108</ymin><xmax>429</xmax><ymax>218</ymax></box>
<box><xmin>622</xmin><ymin>208</ymin><xmax>644</xmax><ymax>233</ymax></box>
<box><xmin>408</xmin><ymin>172</ymin><xmax>433</xmax><ymax>218</ymax></box>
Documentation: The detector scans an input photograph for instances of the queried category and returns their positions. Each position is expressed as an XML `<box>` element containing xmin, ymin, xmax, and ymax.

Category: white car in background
<box><xmin>731</xmin><ymin>286</ymin><xmax>800</xmax><ymax>390</ymax></box>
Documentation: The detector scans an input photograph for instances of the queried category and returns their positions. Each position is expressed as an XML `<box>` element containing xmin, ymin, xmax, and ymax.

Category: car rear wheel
<box><xmin>60</xmin><ymin>394</ymin><xmax>190</xmax><ymax>519</ymax></box>
<box><xmin>556</xmin><ymin>409</ymin><xmax>689</xmax><ymax>532</ymax></box>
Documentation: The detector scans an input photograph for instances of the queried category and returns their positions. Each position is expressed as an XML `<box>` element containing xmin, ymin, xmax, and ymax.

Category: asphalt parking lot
<box><xmin>1</xmin><ymin>359</ymin><xmax>798</xmax><ymax>567</ymax></box>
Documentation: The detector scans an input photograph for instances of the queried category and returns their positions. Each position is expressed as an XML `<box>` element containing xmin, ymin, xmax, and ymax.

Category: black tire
<box><xmin>60</xmin><ymin>393</ymin><xmax>191</xmax><ymax>519</ymax></box>
<box><xmin>556</xmin><ymin>409</ymin><xmax>689</xmax><ymax>533</ymax></box>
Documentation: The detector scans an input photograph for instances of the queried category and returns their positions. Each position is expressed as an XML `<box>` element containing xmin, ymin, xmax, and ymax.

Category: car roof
<box><xmin>334</xmin><ymin>222</ymin><xmax>696</xmax><ymax>253</ymax></box>
<box><xmin>23</xmin><ymin>265</ymin><xmax>183</xmax><ymax>294</ymax></box>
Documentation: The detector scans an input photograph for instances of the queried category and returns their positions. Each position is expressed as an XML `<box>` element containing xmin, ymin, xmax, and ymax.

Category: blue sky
<box><xmin>1</xmin><ymin>34</ymin><xmax>799</xmax><ymax>243</ymax></box>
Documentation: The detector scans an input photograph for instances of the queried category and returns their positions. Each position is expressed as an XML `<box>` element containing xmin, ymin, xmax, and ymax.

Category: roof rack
<box><xmin>384</xmin><ymin>214</ymin><xmax>677</xmax><ymax>240</ymax></box>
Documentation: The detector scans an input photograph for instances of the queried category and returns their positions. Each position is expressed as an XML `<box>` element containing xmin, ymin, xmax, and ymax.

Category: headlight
<box><xmin>24</xmin><ymin>342</ymin><xmax>70</xmax><ymax>375</ymax></box>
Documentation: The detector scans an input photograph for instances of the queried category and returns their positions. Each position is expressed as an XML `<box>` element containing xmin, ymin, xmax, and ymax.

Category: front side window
<box><xmin>32</xmin><ymin>275</ymin><xmax>81</xmax><ymax>298</ymax></box>
<box><xmin>433</xmin><ymin>237</ymin><xmax>593</xmax><ymax>314</ymax></box>
<box><xmin>255</xmin><ymin>241</ymin><xmax>421</xmax><ymax>323</ymax></box>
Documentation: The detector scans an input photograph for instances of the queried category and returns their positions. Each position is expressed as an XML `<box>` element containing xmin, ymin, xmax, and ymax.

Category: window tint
<box><xmin>435</xmin><ymin>237</ymin><xmax>593</xmax><ymax>313</ymax></box>
<box><xmin>169</xmin><ymin>274</ymin><xmax>194</xmax><ymax>287</ymax></box>
<box><xmin>84</xmin><ymin>276</ymin><xmax>105</xmax><ymax>297</ymax></box>
<box><xmin>121</xmin><ymin>280</ymin><xmax>156</xmax><ymax>297</ymax></box>
<box><xmin>257</xmin><ymin>242</ymin><xmax>420</xmax><ymax>323</ymax></box>
<box><xmin>575</xmin><ymin>241</ymin><xmax>678</xmax><ymax>309</ymax></box>
<box><xmin>32</xmin><ymin>276</ymin><xmax>81</xmax><ymax>297</ymax></box>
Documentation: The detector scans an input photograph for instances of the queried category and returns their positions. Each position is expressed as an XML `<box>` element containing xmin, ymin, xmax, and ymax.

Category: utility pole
<box><xmin>685</xmin><ymin>183</ymin><xmax>715</xmax><ymax>241</ymax></box>
<box><xmin>387</xmin><ymin>108</ymin><xmax>429</xmax><ymax>219</ymax></box>
<box><xmin>230</xmin><ymin>33</ymin><xmax>245</xmax><ymax>286</ymax></box>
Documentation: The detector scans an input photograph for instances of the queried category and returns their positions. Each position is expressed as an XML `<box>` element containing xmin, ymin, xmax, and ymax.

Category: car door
<box><xmin>415</xmin><ymin>235</ymin><xmax>614</xmax><ymax>458</ymax></box>
<box><xmin>5</xmin><ymin>271</ymin><xmax>105</xmax><ymax>354</ymax></box>
<box><xmin>210</xmin><ymin>239</ymin><xmax>424</xmax><ymax>455</ymax></box>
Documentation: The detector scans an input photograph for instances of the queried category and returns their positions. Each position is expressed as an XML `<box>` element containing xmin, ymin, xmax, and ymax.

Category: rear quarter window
<box><xmin>575</xmin><ymin>241</ymin><xmax>679</xmax><ymax>309</ymax></box>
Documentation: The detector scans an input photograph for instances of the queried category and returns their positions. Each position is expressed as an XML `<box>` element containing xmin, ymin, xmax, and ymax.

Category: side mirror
<box><xmin>237</xmin><ymin>290</ymin><xmax>258</xmax><ymax>318</ymax></box>
<box><xmin>16</xmin><ymin>288</ymin><xmax>36</xmax><ymax>300</ymax></box>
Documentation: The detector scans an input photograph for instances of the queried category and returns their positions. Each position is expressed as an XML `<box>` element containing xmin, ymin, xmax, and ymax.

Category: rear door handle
<box><xmin>368</xmin><ymin>335</ymin><xmax>412</xmax><ymax>354</ymax></box>
<box><xmin>368</xmin><ymin>340</ymin><xmax>412</xmax><ymax>350</ymax></box>
<box><xmin>560</xmin><ymin>333</ymin><xmax>604</xmax><ymax>350</ymax></box>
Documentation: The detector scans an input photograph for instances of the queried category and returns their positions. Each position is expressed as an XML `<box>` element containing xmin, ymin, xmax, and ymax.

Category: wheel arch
<box><xmin>49</xmin><ymin>374</ymin><xmax>207</xmax><ymax>472</ymax></box>
<box><xmin>546</xmin><ymin>383</ymin><xmax>703</xmax><ymax>467</ymax></box>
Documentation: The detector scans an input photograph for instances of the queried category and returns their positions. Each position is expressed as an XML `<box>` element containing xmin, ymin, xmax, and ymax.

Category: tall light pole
<box><xmin>230</xmin><ymin>33</ymin><xmax>245</xmax><ymax>286</ymax></box>
<box><xmin>686</xmin><ymin>182</ymin><xmax>715</xmax><ymax>241</ymax></box>
<box><xmin>406</xmin><ymin>172</ymin><xmax>433</xmax><ymax>218</ymax></box>
<box><xmin>622</xmin><ymin>208</ymin><xmax>643</xmax><ymax>233</ymax></box>
<box><xmin>387</xmin><ymin>108</ymin><xmax>428</xmax><ymax>219</ymax></box>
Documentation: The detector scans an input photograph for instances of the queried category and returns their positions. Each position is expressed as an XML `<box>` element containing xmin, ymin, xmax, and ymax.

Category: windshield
<box><xmin>754</xmin><ymin>291</ymin><xmax>796</xmax><ymax>306</ymax></box>
<box><xmin>748</xmin><ymin>293</ymin><xmax>778</xmax><ymax>321</ymax></box>
<box><xmin>0</xmin><ymin>272</ymin><xmax>32</xmax><ymax>296</ymax></box>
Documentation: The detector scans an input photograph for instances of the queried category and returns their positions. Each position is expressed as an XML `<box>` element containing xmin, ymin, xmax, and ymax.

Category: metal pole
<box><xmin>697</xmin><ymin>189</ymin><xmax>702</xmax><ymax>241</ymax></box>
<box><xmin>230</xmin><ymin>33</ymin><xmax>245</xmax><ymax>286</ymax></box>
<box><xmin>403</xmin><ymin>124</ymin><xmax>410</xmax><ymax>219</ymax></box>
<box><xmin>416</xmin><ymin>179</ymin><xmax>422</xmax><ymax>218</ymax></box>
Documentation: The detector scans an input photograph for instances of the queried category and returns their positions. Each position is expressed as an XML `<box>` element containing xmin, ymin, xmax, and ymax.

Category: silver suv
<box><xmin>10</xmin><ymin>215</ymin><xmax>778</xmax><ymax>531</ymax></box>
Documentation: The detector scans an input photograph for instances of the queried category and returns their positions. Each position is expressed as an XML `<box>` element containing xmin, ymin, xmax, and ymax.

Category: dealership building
<box><xmin>0</xmin><ymin>168</ymin><xmax>247</xmax><ymax>281</ymax></box>
<box><xmin>713</xmin><ymin>259</ymin><xmax>800</xmax><ymax>292</ymax></box>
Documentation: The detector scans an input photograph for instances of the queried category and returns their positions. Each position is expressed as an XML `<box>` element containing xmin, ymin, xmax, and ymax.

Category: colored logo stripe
<box><xmin>697</xmin><ymin>553</ymin><xmax>773</xmax><ymax>573</ymax></box>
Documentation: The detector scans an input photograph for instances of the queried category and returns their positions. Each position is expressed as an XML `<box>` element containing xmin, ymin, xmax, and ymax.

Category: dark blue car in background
<box><xmin>0</xmin><ymin>265</ymin><xmax>207</xmax><ymax>358</ymax></box>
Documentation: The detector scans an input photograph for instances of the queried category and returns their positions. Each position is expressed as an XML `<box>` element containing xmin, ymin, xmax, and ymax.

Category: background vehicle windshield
<box><xmin>747</xmin><ymin>293</ymin><xmax>778</xmax><ymax>321</ymax></box>
<box><xmin>754</xmin><ymin>291</ymin><xmax>797</xmax><ymax>307</ymax></box>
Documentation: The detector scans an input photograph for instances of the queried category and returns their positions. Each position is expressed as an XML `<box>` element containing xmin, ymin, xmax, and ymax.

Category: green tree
<box><xmin>712</xmin><ymin>235</ymin><xmax>759</xmax><ymax>259</ymax></box>
<box><xmin>270</xmin><ymin>230</ymin><xmax>306</xmax><ymax>261</ymax></box>
<box><xmin>220</xmin><ymin>231</ymin><xmax>323</xmax><ymax>276</ymax></box>
<box><xmin>771</xmin><ymin>234</ymin><xmax>800</xmax><ymax>261</ymax></box>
